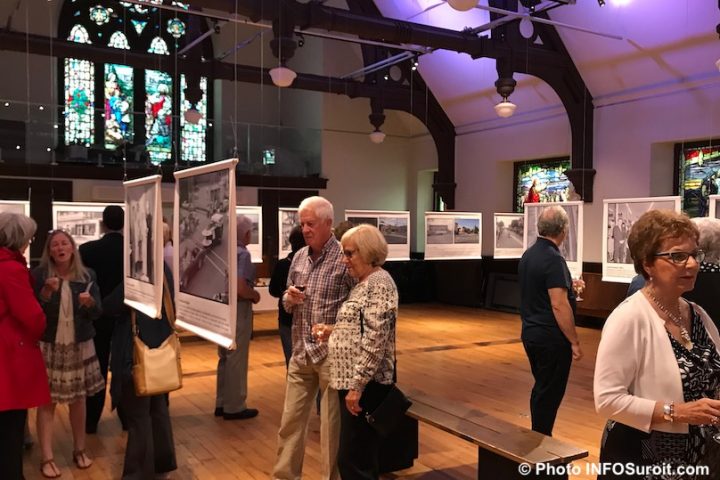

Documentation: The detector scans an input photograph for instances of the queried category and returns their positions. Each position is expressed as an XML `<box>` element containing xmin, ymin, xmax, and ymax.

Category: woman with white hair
<box><xmin>0</xmin><ymin>212</ymin><xmax>50</xmax><ymax>479</ymax></box>
<box><xmin>32</xmin><ymin>230</ymin><xmax>104</xmax><ymax>478</ymax></box>
<box><xmin>317</xmin><ymin>224</ymin><xmax>399</xmax><ymax>480</ymax></box>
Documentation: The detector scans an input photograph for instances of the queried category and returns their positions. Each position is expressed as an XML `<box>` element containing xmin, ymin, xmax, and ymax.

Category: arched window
<box><xmin>59</xmin><ymin>0</ymin><xmax>213</xmax><ymax>165</ymax></box>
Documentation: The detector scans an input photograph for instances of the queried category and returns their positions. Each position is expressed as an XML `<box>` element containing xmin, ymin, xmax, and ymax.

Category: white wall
<box><xmin>455</xmin><ymin>83</ymin><xmax>720</xmax><ymax>262</ymax></box>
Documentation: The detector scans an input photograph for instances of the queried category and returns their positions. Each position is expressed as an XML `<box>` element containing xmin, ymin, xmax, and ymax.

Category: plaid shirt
<box><xmin>283</xmin><ymin>236</ymin><xmax>354</xmax><ymax>365</ymax></box>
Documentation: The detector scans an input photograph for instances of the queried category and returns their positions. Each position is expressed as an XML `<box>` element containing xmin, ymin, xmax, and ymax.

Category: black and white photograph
<box><xmin>279</xmin><ymin>208</ymin><xmax>299</xmax><ymax>260</ymax></box>
<box><xmin>709</xmin><ymin>194</ymin><xmax>720</xmax><ymax>219</ymax></box>
<box><xmin>124</xmin><ymin>175</ymin><xmax>163</xmax><ymax>319</ymax></box>
<box><xmin>345</xmin><ymin>210</ymin><xmax>411</xmax><ymax>261</ymax></box>
<box><xmin>378</xmin><ymin>217</ymin><xmax>408</xmax><ymax>245</ymax></box>
<box><xmin>524</xmin><ymin>202</ymin><xmax>583</xmax><ymax>277</ymax></box>
<box><xmin>426</xmin><ymin>217</ymin><xmax>454</xmax><ymax>244</ymax></box>
<box><xmin>173</xmin><ymin>158</ymin><xmax>238</xmax><ymax>349</ymax></box>
<box><xmin>236</xmin><ymin>206</ymin><xmax>263</xmax><ymax>263</ymax></box>
<box><xmin>602</xmin><ymin>196</ymin><xmax>680</xmax><ymax>282</ymax></box>
<box><xmin>177</xmin><ymin>169</ymin><xmax>231</xmax><ymax>304</ymax></box>
<box><xmin>127</xmin><ymin>182</ymin><xmax>155</xmax><ymax>284</ymax></box>
<box><xmin>425</xmin><ymin>212</ymin><xmax>483</xmax><ymax>260</ymax></box>
<box><xmin>494</xmin><ymin>213</ymin><xmax>524</xmax><ymax>259</ymax></box>
<box><xmin>52</xmin><ymin>202</ymin><xmax>124</xmax><ymax>247</ymax></box>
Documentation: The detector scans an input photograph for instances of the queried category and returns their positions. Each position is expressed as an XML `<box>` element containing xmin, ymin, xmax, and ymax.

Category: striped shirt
<box><xmin>283</xmin><ymin>236</ymin><xmax>354</xmax><ymax>365</ymax></box>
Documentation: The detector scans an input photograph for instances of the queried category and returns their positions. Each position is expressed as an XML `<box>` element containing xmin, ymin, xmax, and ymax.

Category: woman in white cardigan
<box><xmin>595</xmin><ymin>210</ymin><xmax>720</xmax><ymax>478</ymax></box>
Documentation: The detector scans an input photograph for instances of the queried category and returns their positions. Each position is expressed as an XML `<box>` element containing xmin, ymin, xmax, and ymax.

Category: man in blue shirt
<box><xmin>215</xmin><ymin>215</ymin><xmax>260</xmax><ymax>420</ymax></box>
<box><xmin>519</xmin><ymin>206</ymin><xmax>583</xmax><ymax>436</ymax></box>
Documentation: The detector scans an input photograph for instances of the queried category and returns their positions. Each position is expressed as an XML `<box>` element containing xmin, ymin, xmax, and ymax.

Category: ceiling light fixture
<box><xmin>716</xmin><ymin>58</ymin><xmax>720</xmax><ymax>72</ymax></box>
<box><xmin>494</xmin><ymin>97</ymin><xmax>517</xmax><ymax>118</ymax></box>
<box><xmin>369</xmin><ymin>128</ymin><xmax>386</xmax><ymax>144</ymax></box>
<box><xmin>269</xmin><ymin>65</ymin><xmax>297</xmax><ymax>88</ymax></box>
<box><xmin>184</xmin><ymin>107</ymin><xmax>203</xmax><ymax>125</ymax></box>
<box><xmin>597</xmin><ymin>0</ymin><xmax>606</xmax><ymax>6</ymax></box>
<box><xmin>447</xmin><ymin>0</ymin><xmax>478</xmax><ymax>12</ymax></box>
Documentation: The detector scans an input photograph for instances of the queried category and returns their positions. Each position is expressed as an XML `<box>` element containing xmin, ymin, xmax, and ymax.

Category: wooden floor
<box><xmin>22</xmin><ymin>304</ymin><xmax>607</xmax><ymax>480</ymax></box>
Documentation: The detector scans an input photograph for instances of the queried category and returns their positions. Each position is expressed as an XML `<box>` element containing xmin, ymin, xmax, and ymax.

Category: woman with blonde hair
<box><xmin>32</xmin><ymin>230</ymin><xmax>104</xmax><ymax>478</ymax></box>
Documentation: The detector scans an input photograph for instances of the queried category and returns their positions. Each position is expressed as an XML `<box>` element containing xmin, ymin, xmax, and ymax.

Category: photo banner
<box><xmin>123</xmin><ymin>175</ymin><xmax>164</xmax><ymax>319</ymax></box>
<box><xmin>0</xmin><ymin>200</ymin><xmax>31</xmax><ymax>264</ymax></box>
<box><xmin>174</xmin><ymin>158</ymin><xmax>238</xmax><ymax>349</ymax></box>
<box><xmin>602</xmin><ymin>196</ymin><xmax>681</xmax><ymax>283</ymax></box>
<box><xmin>278</xmin><ymin>208</ymin><xmax>299</xmax><ymax>260</ymax></box>
<box><xmin>52</xmin><ymin>201</ymin><xmax>125</xmax><ymax>247</ymax></box>
<box><xmin>709</xmin><ymin>195</ymin><xmax>720</xmax><ymax>219</ymax></box>
<box><xmin>523</xmin><ymin>201</ymin><xmax>584</xmax><ymax>278</ymax></box>
<box><xmin>345</xmin><ymin>210</ymin><xmax>411</xmax><ymax>261</ymax></box>
<box><xmin>493</xmin><ymin>213</ymin><xmax>524</xmax><ymax>259</ymax></box>
<box><xmin>235</xmin><ymin>206</ymin><xmax>263</xmax><ymax>263</ymax></box>
<box><xmin>424</xmin><ymin>212</ymin><xmax>482</xmax><ymax>260</ymax></box>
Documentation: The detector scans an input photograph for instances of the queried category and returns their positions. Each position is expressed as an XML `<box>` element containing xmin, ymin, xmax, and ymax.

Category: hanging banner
<box><xmin>52</xmin><ymin>201</ymin><xmax>124</xmax><ymax>247</ymax></box>
<box><xmin>235</xmin><ymin>205</ymin><xmax>263</xmax><ymax>263</ymax></box>
<box><xmin>123</xmin><ymin>175</ymin><xmax>164</xmax><ymax>319</ymax></box>
<box><xmin>709</xmin><ymin>194</ymin><xmax>720</xmax><ymax>219</ymax></box>
<box><xmin>278</xmin><ymin>207</ymin><xmax>299</xmax><ymax>260</ymax></box>
<box><xmin>523</xmin><ymin>201</ymin><xmax>584</xmax><ymax>278</ymax></box>
<box><xmin>602</xmin><ymin>196</ymin><xmax>681</xmax><ymax>283</ymax></box>
<box><xmin>424</xmin><ymin>211</ymin><xmax>482</xmax><ymax>260</ymax></box>
<box><xmin>174</xmin><ymin>158</ymin><xmax>238</xmax><ymax>348</ymax></box>
<box><xmin>493</xmin><ymin>213</ymin><xmax>524</xmax><ymax>259</ymax></box>
<box><xmin>345</xmin><ymin>210</ymin><xmax>411</xmax><ymax>261</ymax></box>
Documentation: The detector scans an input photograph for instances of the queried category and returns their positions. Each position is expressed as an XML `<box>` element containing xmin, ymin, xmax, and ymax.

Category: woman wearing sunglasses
<box><xmin>594</xmin><ymin>210</ymin><xmax>720</xmax><ymax>478</ymax></box>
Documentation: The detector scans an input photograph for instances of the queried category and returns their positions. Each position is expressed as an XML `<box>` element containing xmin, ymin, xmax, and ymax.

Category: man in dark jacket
<box><xmin>79</xmin><ymin>205</ymin><xmax>125</xmax><ymax>434</ymax></box>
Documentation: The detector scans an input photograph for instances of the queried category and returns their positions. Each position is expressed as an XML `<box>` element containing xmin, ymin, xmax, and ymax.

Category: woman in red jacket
<box><xmin>0</xmin><ymin>212</ymin><xmax>50</xmax><ymax>480</ymax></box>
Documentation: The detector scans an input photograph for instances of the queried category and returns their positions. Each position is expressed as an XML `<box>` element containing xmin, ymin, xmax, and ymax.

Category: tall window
<box><xmin>60</xmin><ymin>0</ymin><xmax>212</xmax><ymax>165</ymax></box>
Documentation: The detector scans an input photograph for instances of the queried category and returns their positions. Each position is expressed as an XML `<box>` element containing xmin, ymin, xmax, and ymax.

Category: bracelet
<box><xmin>662</xmin><ymin>401</ymin><xmax>675</xmax><ymax>423</ymax></box>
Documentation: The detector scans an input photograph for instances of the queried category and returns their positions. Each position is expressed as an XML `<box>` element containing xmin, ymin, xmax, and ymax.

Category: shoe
<box><xmin>223</xmin><ymin>408</ymin><xmax>258</xmax><ymax>420</ymax></box>
<box><xmin>40</xmin><ymin>459</ymin><xmax>61</xmax><ymax>478</ymax></box>
<box><xmin>214</xmin><ymin>407</ymin><xmax>224</xmax><ymax>417</ymax></box>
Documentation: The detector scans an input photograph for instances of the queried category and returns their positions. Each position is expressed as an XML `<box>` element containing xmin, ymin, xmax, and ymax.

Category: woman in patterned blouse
<box><xmin>594</xmin><ymin>210</ymin><xmax>720</xmax><ymax>479</ymax></box>
<box><xmin>316</xmin><ymin>224</ymin><xmax>399</xmax><ymax>480</ymax></box>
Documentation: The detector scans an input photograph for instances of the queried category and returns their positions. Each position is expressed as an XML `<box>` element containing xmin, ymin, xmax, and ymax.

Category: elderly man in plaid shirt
<box><xmin>272</xmin><ymin>196</ymin><xmax>354</xmax><ymax>480</ymax></box>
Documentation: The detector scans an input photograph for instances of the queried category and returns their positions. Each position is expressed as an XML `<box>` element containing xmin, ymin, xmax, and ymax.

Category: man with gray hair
<box><xmin>273</xmin><ymin>196</ymin><xmax>354</xmax><ymax>480</ymax></box>
<box><xmin>518</xmin><ymin>205</ymin><xmax>583</xmax><ymax>436</ymax></box>
<box><xmin>214</xmin><ymin>214</ymin><xmax>260</xmax><ymax>420</ymax></box>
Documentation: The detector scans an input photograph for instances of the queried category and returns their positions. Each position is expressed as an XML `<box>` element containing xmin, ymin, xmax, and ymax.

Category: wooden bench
<box><xmin>405</xmin><ymin>392</ymin><xmax>588</xmax><ymax>479</ymax></box>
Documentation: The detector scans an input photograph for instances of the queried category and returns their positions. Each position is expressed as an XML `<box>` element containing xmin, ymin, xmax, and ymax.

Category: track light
<box><xmin>597</xmin><ymin>0</ymin><xmax>605</xmax><ymax>6</ymax></box>
<box><xmin>716</xmin><ymin>58</ymin><xmax>720</xmax><ymax>73</ymax></box>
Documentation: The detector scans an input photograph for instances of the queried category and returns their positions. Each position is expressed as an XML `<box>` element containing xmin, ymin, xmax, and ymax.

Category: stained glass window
<box><xmin>148</xmin><ymin>36</ymin><xmax>170</xmax><ymax>55</ymax></box>
<box><xmin>166</xmin><ymin>18</ymin><xmax>186</xmax><ymax>39</ymax></box>
<box><xmin>181</xmin><ymin>75</ymin><xmax>207</xmax><ymax>163</ymax></box>
<box><xmin>131</xmin><ymin>19</ymin><xmax>147</xmax><ymax>35</ymax></box>
<box><xmin>64</xmin><ymin>58</ymin><xmax>94</xmax><ymax>145</ymax></box>
<box><xmin>108</xmin><ymin>31</ymin><xmax>130</xmax><ymax>49</ymax></box>
<box><xmin>89</xmin><ymin>5</ymin><xmax>111</xmax><ymax>26</ymax></box>
<box><xmin>68</xmin><ymin>24</ymin><xmax>91</xmax><ymax>44</ymax></box>
<box><xmin>145</xmin><ymin>70</ymin><xmax>173</xmax><ymax>164</ymax></box>
<box><xmin>104</xmin><ymin>64</ymin><xmax>134</xmax><ymax>149</ymax></box>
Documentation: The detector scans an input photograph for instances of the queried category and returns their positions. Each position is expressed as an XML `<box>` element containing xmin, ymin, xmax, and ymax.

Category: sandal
<box><xmin>40</xmin><ymin>459</ymin><xmax>62</xmax><ymax>479</ymax></box>
<box><xmin>72</xmin><ymin>449</ymin><xmax>93</xmax><ymax>469</ymax></box>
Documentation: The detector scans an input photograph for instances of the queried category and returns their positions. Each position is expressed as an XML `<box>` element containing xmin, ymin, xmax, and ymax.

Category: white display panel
<box><xmin>345</xmin><ymin>210</ymin><xmax>411</xmax><ymax>261</ymax></box>
<box><xmin>235</xmin><ymin>205</ymin><xmax>263</xmax><ymax>263</ymax></box>
<box><xmin>424</xmin><ymin>211</ymin><xmax>482</xmax><ymax>260</ymax></box>
<box><xmin>493</xmin><ymin>213</ymin><xmax>524</xmax><ymax>259</ymax></box>
<box><xmin>523</xmin><ymin>201</ymin><xmax>584</xmax><ymax>278</ymax></box>
<box><xmin>52</xmin><ymin>201</ymin><xmax>124</xmax><ymax>247</ymax></box>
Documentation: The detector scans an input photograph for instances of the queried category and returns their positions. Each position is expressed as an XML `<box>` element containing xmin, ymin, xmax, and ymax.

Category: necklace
<box><xmin>646</xmin><ymin>290</ymin><xmax>693</xmax><ymax>349</ymax></box>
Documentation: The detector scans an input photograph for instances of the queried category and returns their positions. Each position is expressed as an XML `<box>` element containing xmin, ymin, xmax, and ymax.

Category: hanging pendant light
<box><xmin>447</xmin><ymin>0</ymin><xmax>478</xmax><ymax>12</ymax></box>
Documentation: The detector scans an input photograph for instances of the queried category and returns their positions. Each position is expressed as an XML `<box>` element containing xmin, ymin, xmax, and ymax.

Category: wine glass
<box><xmin>572</xmin><ymin>275</ymin><xmax>585</xmax><ymax>302</ymax></box>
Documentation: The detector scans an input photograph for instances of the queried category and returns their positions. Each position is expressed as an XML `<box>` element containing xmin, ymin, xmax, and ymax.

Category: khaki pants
<box><xmin>272</xmin><ymin>354</ymin><xmax>340</xmax><ymax>480</ymax></box>
<box><xmin>215</xmin><ymin>301</ymin><xmax>253</xmax><ymax>413</ymax></box>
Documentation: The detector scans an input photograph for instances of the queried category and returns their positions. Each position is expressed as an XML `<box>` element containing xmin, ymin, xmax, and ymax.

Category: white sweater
<box><xmin>594</xmin><ymin>291</ymin><xmax>720</xmax><ymax>434</ymax></box>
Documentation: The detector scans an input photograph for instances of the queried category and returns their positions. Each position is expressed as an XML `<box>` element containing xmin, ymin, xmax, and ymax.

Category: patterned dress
<box><xmin>40</xmin><ymin>282</ymin><xmax>104</xmax><ymax>404</ymax></box>
<box><xmin>599</xmin><ymin>304</ymin><xmax>720</xmax><ymax>479</ymax></box>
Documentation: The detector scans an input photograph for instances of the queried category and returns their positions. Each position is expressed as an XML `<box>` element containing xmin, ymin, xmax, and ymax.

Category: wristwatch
<box><xmin>662</xmin><ymin>402</ymin><xmax>675</xmax><ymax>423</ymax></box>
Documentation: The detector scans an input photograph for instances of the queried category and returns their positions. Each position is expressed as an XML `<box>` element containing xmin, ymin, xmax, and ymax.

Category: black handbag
<box><xmin>365</xmin><ymin>384</ymin><xmax>412</xmax><ymax>436</ymax></box>
<box><xmin>359</xmin><ymin>310</ymin><xmax>412</xmax><ymax>437</ymax></box>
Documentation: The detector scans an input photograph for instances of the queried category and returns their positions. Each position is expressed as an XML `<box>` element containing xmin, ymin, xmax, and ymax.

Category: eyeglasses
<box><xmin>342</xmin><ymin>248</ymin><xmax>357</xmax><ymax>259</ymax></box>
<box><xmin>654</xmin><ymin>250</ymin><xmax>705</xmax><ymax>265</ymax></box>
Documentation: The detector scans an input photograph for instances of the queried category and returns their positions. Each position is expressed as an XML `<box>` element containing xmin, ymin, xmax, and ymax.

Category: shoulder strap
<box><xmin>131</xmin><ymin>273</ymin><xmax>175</xmax><ymax>337</ymax></box>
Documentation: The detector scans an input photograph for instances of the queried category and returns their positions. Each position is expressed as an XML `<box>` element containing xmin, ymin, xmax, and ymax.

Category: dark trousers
<box><xmin>522</xmin><ymin>340</ymin><xmax>572</xmax><ymax>436</ymax></box>
<box><xmin>338</xmin><ymin>382</ymin><xmax>392</xmax><ymax>480</ymax></box>
<box><xmin>86</xmin><ymin>319</ymin><xmax>113</xmax><ymax>433</ymax></box>
<box><xmin>0</xmin><ymin>409</ymin><xmax>27</xmax><ymax>480</ymax></box>
<box><xmin>119</xmin><ymin>378</ymin><xmax>177</xmax><ymax>480</ymax></box>
<box><xmin>279</xmin><ymin>322</ymin><xmax>292</xmax><ymax>369</ymax></box>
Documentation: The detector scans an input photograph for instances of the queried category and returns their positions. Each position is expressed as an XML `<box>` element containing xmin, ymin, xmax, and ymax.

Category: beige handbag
<box><xmin>131</xmin><ymin>278</ymin><xmax>182</xmax><ymax>396</ymax></box>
